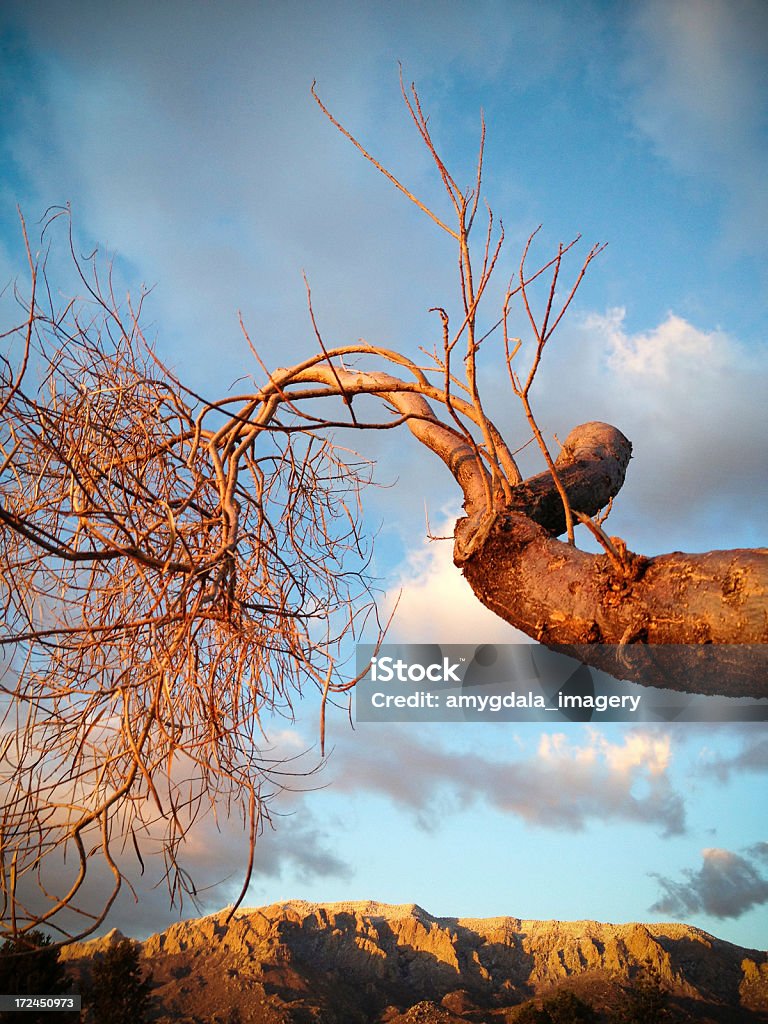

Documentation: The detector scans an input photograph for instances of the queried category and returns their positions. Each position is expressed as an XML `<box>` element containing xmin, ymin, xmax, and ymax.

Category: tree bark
<box><xmin>453</xmin><ymin>423</ymin><xmax>768</xmax><ymax>698</ymax></box>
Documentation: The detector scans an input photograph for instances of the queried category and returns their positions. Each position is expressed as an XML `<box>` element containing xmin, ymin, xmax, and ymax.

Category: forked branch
<box><xmin>2</xmin><ymin>79</ymin><xmax>765</xmax><ymax>946</ymax></box>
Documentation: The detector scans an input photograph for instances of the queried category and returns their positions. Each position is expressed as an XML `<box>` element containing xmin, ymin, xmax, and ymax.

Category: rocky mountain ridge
<box><xmin>61</xmin><ymin>900</ymin><xmax>768</xmax><ymax>1022</ymax></box>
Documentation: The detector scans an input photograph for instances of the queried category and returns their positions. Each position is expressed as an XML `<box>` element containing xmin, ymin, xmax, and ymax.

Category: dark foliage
<box><xmin>515</xmin><ymin>990</ymin><xmax>599</xmax><ymax>1024</ymax></box>
<box><xmin>614</xmin><ymin>963</ymin><xmax>674</xmax><ymax>1023</ymax></box>
<box><xmin>85</xmin><ymin>939</ymin><xmax>152</xmax><ymax>1024</ymax></box>
<box><xmin>0</xmin><ymin>931</ymin><xmax>77</xmax><ymax>1024</ymax></box>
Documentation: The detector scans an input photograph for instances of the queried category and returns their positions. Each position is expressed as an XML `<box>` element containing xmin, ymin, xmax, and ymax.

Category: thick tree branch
<box><xmin>454</xmin><ymin>497</ymin><xmax>768</xmax><ymax>696</ymax></box>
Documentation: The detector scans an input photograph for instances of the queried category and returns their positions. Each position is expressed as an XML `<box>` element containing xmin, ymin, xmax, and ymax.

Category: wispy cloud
<box><xmin>700</xmin><ymin>733</ymin><xmax>768</xmax><ymax>782</ymax></box>
<box><xmin>328</xmin><ymin>726</ymin><xmax>685</xmax><ymax>836</ymax></box>
<box><xmin>650</xmin><ymin>844</ymin><xmax>768</xmax><ymax>920</ymax></box>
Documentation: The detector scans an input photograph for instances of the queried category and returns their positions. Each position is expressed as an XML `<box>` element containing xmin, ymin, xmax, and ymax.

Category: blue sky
<box><xmin>1</xmin><ymin>1</ymin><xmax>767</xmax><ymax>950</ymax></box>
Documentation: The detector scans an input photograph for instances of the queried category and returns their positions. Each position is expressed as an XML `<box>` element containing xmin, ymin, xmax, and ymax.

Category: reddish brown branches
<box><xmin>3</xmin><ymin>79</ymin><xmax>761</xmax><ymax>945</ymax></box>
<box><xmin>0</xmin><ymin>214</ymin><xmax>381</xmax><ymax>943</ymax></box>
<box><xmin>0</xmin><ymin>89</ymin><xmax>613</xmax><ymax>942</ymax></box>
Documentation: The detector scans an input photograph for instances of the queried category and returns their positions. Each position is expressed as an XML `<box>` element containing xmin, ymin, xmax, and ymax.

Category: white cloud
<box><xmin>594</xmin><ymin>307</ymin><xmax>724</xmax><ymax>381</ymax></box>
<box><xmin>538</xmin><ymin>731</ymin><xmax>598</xmax><ymax>767</ymax></box>
<box><xmin>529</xmin><ymin>306</ymin><xmax>768</xmax><ymax>552</ymax></box>
<box><xmin>594</xmin><ymin>730</ymin><xmax>671</xmax><ymax>778</ymax></box>
<box><xmin>381</xmin><ymin>516</ymin><xmax>529</xmax><ymax>643</ymax></box>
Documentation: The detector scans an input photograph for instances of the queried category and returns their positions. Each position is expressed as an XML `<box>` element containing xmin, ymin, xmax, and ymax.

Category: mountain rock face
<box><xmin>61</xmin><ymin>900</ymin><xmax>768</xmax><ymax>1023</ymax></box>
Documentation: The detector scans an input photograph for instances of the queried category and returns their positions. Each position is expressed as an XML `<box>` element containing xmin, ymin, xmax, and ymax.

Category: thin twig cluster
<box><xmin>1</xmin><ymin>79</ymin><xmax>608</xmax><ymax>941</ymax></box>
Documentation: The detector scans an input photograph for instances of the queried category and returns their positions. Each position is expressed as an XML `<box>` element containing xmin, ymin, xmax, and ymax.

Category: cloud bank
<box><xmin>328</xmin><ymin>726</ymin><xmax>685</xmax><ymax>836</ymax></box>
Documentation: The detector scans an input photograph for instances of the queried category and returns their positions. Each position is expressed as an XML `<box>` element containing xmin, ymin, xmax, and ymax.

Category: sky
<box><xmin>1</xmin><ymin>0</ymin><xmax>767</xmax><ymax>951</ymax></box>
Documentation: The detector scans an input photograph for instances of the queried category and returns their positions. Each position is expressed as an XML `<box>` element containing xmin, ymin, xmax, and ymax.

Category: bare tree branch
<box><xmin>1</xmin><ymin>79</ymin><xmax>765</xmax><ymax>944</ymax></box>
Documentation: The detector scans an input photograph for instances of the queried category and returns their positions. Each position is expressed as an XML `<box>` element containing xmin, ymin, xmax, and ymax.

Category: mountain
<box><xmin>60</xmin><ymin>900</ymin><xmax>768</xmax><ymax>1023</ymax></box>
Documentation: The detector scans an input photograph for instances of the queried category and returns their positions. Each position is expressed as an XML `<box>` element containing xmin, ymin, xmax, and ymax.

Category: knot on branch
<box><xmin>555</xmin><ymin>420</ymin><xmax>633</xmax><ymax>474</ymax></box>
<box><xmin>504</xmin><ymin>421</ymin><xmax>633</xmax><ymax>537</ymax></box>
